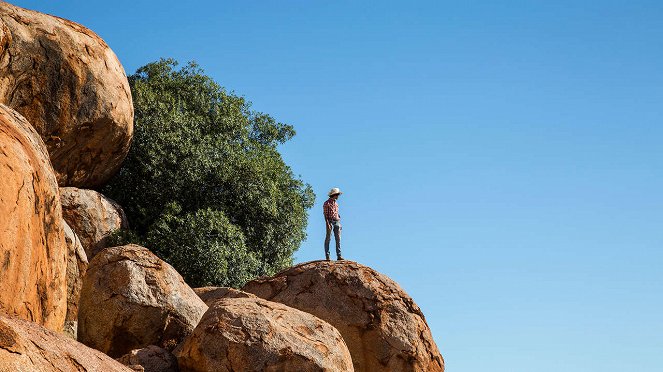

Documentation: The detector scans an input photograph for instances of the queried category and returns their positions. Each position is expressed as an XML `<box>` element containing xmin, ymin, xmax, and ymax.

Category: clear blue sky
<box><xmin>13</xmin><ymin>1</ymin><xmax>663</xmax><ymax>371</ymax></box>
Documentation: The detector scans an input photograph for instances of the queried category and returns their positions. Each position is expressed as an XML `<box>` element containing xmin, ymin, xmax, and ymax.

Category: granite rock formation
<box><xmin>0</xmin><ymin>314</ymin><xmax>131</xmax><ymax>372</ymax></box>
<box><xmin>0</xmin><ymin>2</ymin><xmax>133</xmax><ymax>188</ymax></box>
<box><xmin>244</xmin><ymin>260</ymin><xmax>445</xmax><ymax>372</ymax></box>
<box><xmin>60</xmin><ymin>186</ymin><xmax>128</xmax><ymax>258</ymax></box>
<box><xmin>0</xmin><ymin>104</ymin><xmax>67</xmax><ymax>331</ymax></box>
<box><xmin>174</xmin><ymin>295</ymin><xmax>354</xmax><ymax>372</ymax></box>
<box><xmin>78</xmin><ymin>244</ymin><xmax>208</xmax><ymax>358</ymax></box>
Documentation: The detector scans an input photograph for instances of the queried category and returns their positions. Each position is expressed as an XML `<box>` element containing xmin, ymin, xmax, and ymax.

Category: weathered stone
<box><xmin>117</xmin><ymin>345</ymin><xmax>178</xmax><ymax>372</ymax></box>
<box><xmin>174</xmin><ymin>296</ymin><xmax>354</xmax><ymax>372</ymax></box>
<box><xmin>60</xmin><ymin>186</ymin><xmax>128</xmax><ymax>259</ymax></box>
<box><xmin>0</xmin><ymin>104</ymin><xmax>67</xmax><ymax>331</ymax></box>
<box><xmin>193</xmin><ymin>286</ymin><xmax>256</xmax><ymax>306</ymax></box>
<box><xmin>244</xmin><ymin>260</ymin><xmax>445</xmax><ymax>372</ymax></box>
<box><xmin>0</xmin><ymin>2</ymin><xmax>133</xmax><ymax>188</ymax></box>
<box><xmin>63</xmin><ymin>221</ymin><xmax>88</xmax><ymax>339</ymax></box>
<box><xmin>0</xmin><ymin>314</ymin><xmax>131</xmax><ymax>372</ymax></box>
<box><xmin>78</xmin><ymin>244</ymin><xmax>208</xmax><ymax>358</ymax></box>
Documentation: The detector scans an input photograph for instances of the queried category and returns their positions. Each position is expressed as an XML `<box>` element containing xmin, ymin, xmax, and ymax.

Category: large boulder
<box><xmin>60</xmin><ymin>186</ymin><xmax>128</xmax><ymax>258</ymax></box>
<box><xmin>78</xmin><ymin>244</ymin><xmax>208</xmax><ymax>358</ymax></box>
<box><xmin>174</xmin><ymin>295</ymin><xmax>354</xmax><ymax>372</ymax></box>
<box><xmin>0</xmin><ymin>104</ymin><xmax>67</xmax><ymax>331</ymax></box>
<box><xmin>0</xmin><ymin>314</ymin><xmax>131</xmax><ymax>372</ymax></box>
<box><xmin>117</xmin><ymin>345</ymin><xmax>178</xmax><ymax>372</ymax></box>
<box><xmin>0</xmin><ymin>2</ymin><xmax>133</xmax><ymax>188</ymax></box>
<box><xmin>244</xmin><ymin>260</ymin><xmax>445</xmax><ymax>372</ymax></box>
<box><xmin>63</xmin><ymin>221</ymin><xmax>88</xmax><ymax>339</ymax></box>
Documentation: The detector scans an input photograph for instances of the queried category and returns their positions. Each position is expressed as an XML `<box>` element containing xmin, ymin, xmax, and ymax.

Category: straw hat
<box><xmin>328</xmin><ymin>187</ymin><xmax>342</xmax><ymax>197</ymax></box>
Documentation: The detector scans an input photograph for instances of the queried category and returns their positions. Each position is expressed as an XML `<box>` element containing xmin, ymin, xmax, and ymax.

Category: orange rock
<box><xmin>174</xmin><ymin>295</ymin><xmax>354</xmax><ymax>372</ymax></box>
<box><xmin>78</xmin><ymin>245</ymin><xmax>208</xmax><ymax>358</ymax></box>
<box><xmin>60</xmin><ymin>187</ymin><xmax>128</xmax><ymax>259</ymax></box>
<box><xmin>116</xmin><ymin>345</ymin><xmax>178</xmax><ymax>372</ymax></box>
<box><xmin>244</xmin><ymin>260</ymin><xmax>445</xmax><ymax>372</ymax></box>
<box><xmin>0</xmin><ymin>314</ymin><xmax>131</xmax><ymax>371</ymax></box>
<box><xmin>63</xmin><ymin>221</ymin><xmax>88</xmax><ymax>339</ymax></box>
<box><xmin>0</xmin><ymin>104</ymin><xmax>67</xmax><ymax>332</ymax></box>
<box><xmin>0</xmin><ymin>2</ymin><xmax>133</xmax><ymax>188</ymax></box>
<box><xmin>193</xmin><ymin>286</ymin><xmax>257</xmax><ymax>306</ymax></box>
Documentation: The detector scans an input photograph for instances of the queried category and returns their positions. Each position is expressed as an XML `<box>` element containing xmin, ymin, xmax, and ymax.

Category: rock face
<box><xmin>0</xmin><ymin>314</ymin><xmax>131</xmax><ymax>372</ymax></box>
<box><xmin>117</xmin><ymin>345</ymin><xmax>178</xmax><ymax>372</ymax></box>
<box><xmin>0</xmin><ymin>104</ymin><xmax>67</xmax><ymax>331</ymax></box>
<box><xmin>193</xmin><ymin>286</ymin><xmax>256</xmax><ymax>306</ymax></box>
<box><xmin>174</xmin><ymin>296</ymin><xmax>354</xmax><ymax>372</ymax></box>
<box><xmin>63</xmin><ymin>221</ymin><xmax>88</xmax><ymax>338</ymax></box>
<box><xmin>78</xmin><ymin>244</ymin><xmax>208</xmax><ymax>358</ymax></box>
<box><xmin>0</xmin><ymin>2</ymin><xmax>133</xmax><ymax>188</ymax></box>
<box><xmin>244</xmin><ymin>260</ymin><xmax>445</xmax><ymax>372</ymax></box>
<box><xmin>60</xmin><ymin>186</ymin><xmax>128</xmax><ymax>258</ymax></box>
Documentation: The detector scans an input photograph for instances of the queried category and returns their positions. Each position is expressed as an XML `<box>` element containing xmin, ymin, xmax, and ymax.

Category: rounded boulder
<box><xmin>0</xmin><ymin>2</ymin><xmax>133</xmax><ymax>188</ymax></box>
<box><xmin>243</xmin><ymin>260</ymin><xmax>445</xmax><ymax>372</ymax></box>
<box><xmin>78</xmin><ymin>244</ymin><xmax>208</xmax><ymax>358</ymax></box>
<box><xmin>0</xmin><ymin>314</ymin><xmax>131</xmax><ymax>372</ymax></box>
<box><xmin>60</xmin><ymin>186</ymin><xmax>128</xmax><ymax>259</ymax></box>
<box><xmin>174</xmin><ymin>295</ymin><xmax>354</xmax><ymax>372</ymax></box>
<box><xmin>0</xmin><ymin>104</ymin><xmax>67</xmax><ymax>331</ymax></box>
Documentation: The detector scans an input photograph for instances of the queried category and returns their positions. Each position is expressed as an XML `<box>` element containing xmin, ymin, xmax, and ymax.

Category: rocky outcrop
<box><xmin>193</xmin><ymin>286</ymin><xmax>256</xmax><ymax>306</ymax></box>
<box><xmin>0</xmin><ymin>314</ymin><xmax>131</xmax><ymax>372</ymax></box>
<box><xmin>63</xmin><ymin>221</ymin><xmax>88</xmax><ymax>339</ymax></box>
<box><xmin>174</xmin><ymin>296</ymin><xmax>354</xmax><ymax>372</ymax></box>
<box><xmin>244</xmin><ymin>260</ymin><xmax>445</xmax><ymax>372</ymax></box>
<box><xmin>60</xmin><ymin>187</ymin><xmax>128</xmax><ymax>258</ymax></box>
<box><xmin>78</xmin><ymin>244</ymin><xmax>208</xmax><ymax>358</ymax></box>
<box><xmin>0</xmin><ymin>2</ymin><xmax>133</xmax><ymax>188</ymax></box>
<box><xmin>0</xmin><ymin>104</ymin><xmax>67</xmax><ymax>331</ymax></box>
<box><xmin>117</xmin><ymin>345</ymin><xmax>178</xmax><ymax>372</ymax></box>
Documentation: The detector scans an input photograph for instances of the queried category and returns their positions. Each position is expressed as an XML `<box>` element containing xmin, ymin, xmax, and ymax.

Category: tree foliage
<box><xmin>104</xmin><ymin>59</ymin><xmax>314</xmax><ymax>288</ymax></box>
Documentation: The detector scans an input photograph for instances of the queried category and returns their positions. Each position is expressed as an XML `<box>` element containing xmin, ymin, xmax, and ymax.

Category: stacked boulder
<box><xmin>0</xmin><ymin>0</ymin><xmax>136</xmax><ymax>364</ymax></box>
<box><xmin>0</xmin><ymin>104</ymin><xmax>67</xmax><ymax>332</ymax></box>
<box><xmin>243</xmin><ymin>260</ymin><xmax>446</xmax><ymax>372</ymax></box>
<box><xmin>60</xmin><ymin>187</ymin><xmax>129</xmax><ymax>259</ymax></box>
<box><xmin>0</xmin><ymin>1</ymin><xmax>134</xmax><ymax>188</ymax></box>
<box><xmin>175</xmin><ymin>294</ymin><xmax>354</xmax><ymax>371</ymax></box>
<box><xmin>78</xmin><ymin>245</ymin><xmax>208</xmax><ymax>357</ymax></box>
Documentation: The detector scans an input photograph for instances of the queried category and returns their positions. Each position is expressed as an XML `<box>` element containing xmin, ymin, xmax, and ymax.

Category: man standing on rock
<box><xmin>323</xmin><ymin>188</ymin><xmax>344</xmax><ymax>261</ymax></box>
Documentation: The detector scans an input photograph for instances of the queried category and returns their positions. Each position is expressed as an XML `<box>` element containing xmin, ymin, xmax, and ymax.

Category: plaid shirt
<box><xmin>323</xmin><ymin>198</ymin><xmax>340</xmax><ymax>221</ymax></box>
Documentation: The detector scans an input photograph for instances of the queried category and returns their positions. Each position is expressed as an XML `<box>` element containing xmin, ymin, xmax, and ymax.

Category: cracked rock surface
<box><xmin>63</xmin><ymin>220</ymin><xmax>88</xmax><ymax>339</ymax></box>
<box><xmin>174</xmin><ymin>295</ymin><xmax>354</xmax><ymax>372</ymax></box>
<box><xmin>60</xmin><ymin>186</ymin><xmax>128</xmax><ymax>259</ymax></box>
<box><xmin>0</xmin><ymin>313</ymin><xmax>131</xmax><ymax>372</ymax></box>
<box><xmin>0</xmin><ymin>2</ymin><xmax>133</xmax><ymax>188</ymax></box>
<box><xmin>78</xmin><ymin>245</ymin><xmax>208</xmax><ymax>358</ymax></box>
<box><xmin>243</xmin><ymin>260</ymin><xmax>445</xmax><ymax>372</ymax></box>
<box><xmin>0</xmin><ymin>104</ymin><xmax>67</xmax><ymax>332</ymax></box>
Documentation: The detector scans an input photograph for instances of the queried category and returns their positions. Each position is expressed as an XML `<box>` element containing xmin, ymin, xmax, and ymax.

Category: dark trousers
<box><xmin>324</xmin><ymin>219</ymin><xmax>342</xmax><ymax>258</ymax></box>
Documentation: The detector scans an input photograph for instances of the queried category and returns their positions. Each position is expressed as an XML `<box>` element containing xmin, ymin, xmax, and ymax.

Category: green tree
<box><xmin>104</xmin><ymin>59</ymin><xmax>314</xmax><ymax>288</ymax></box>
